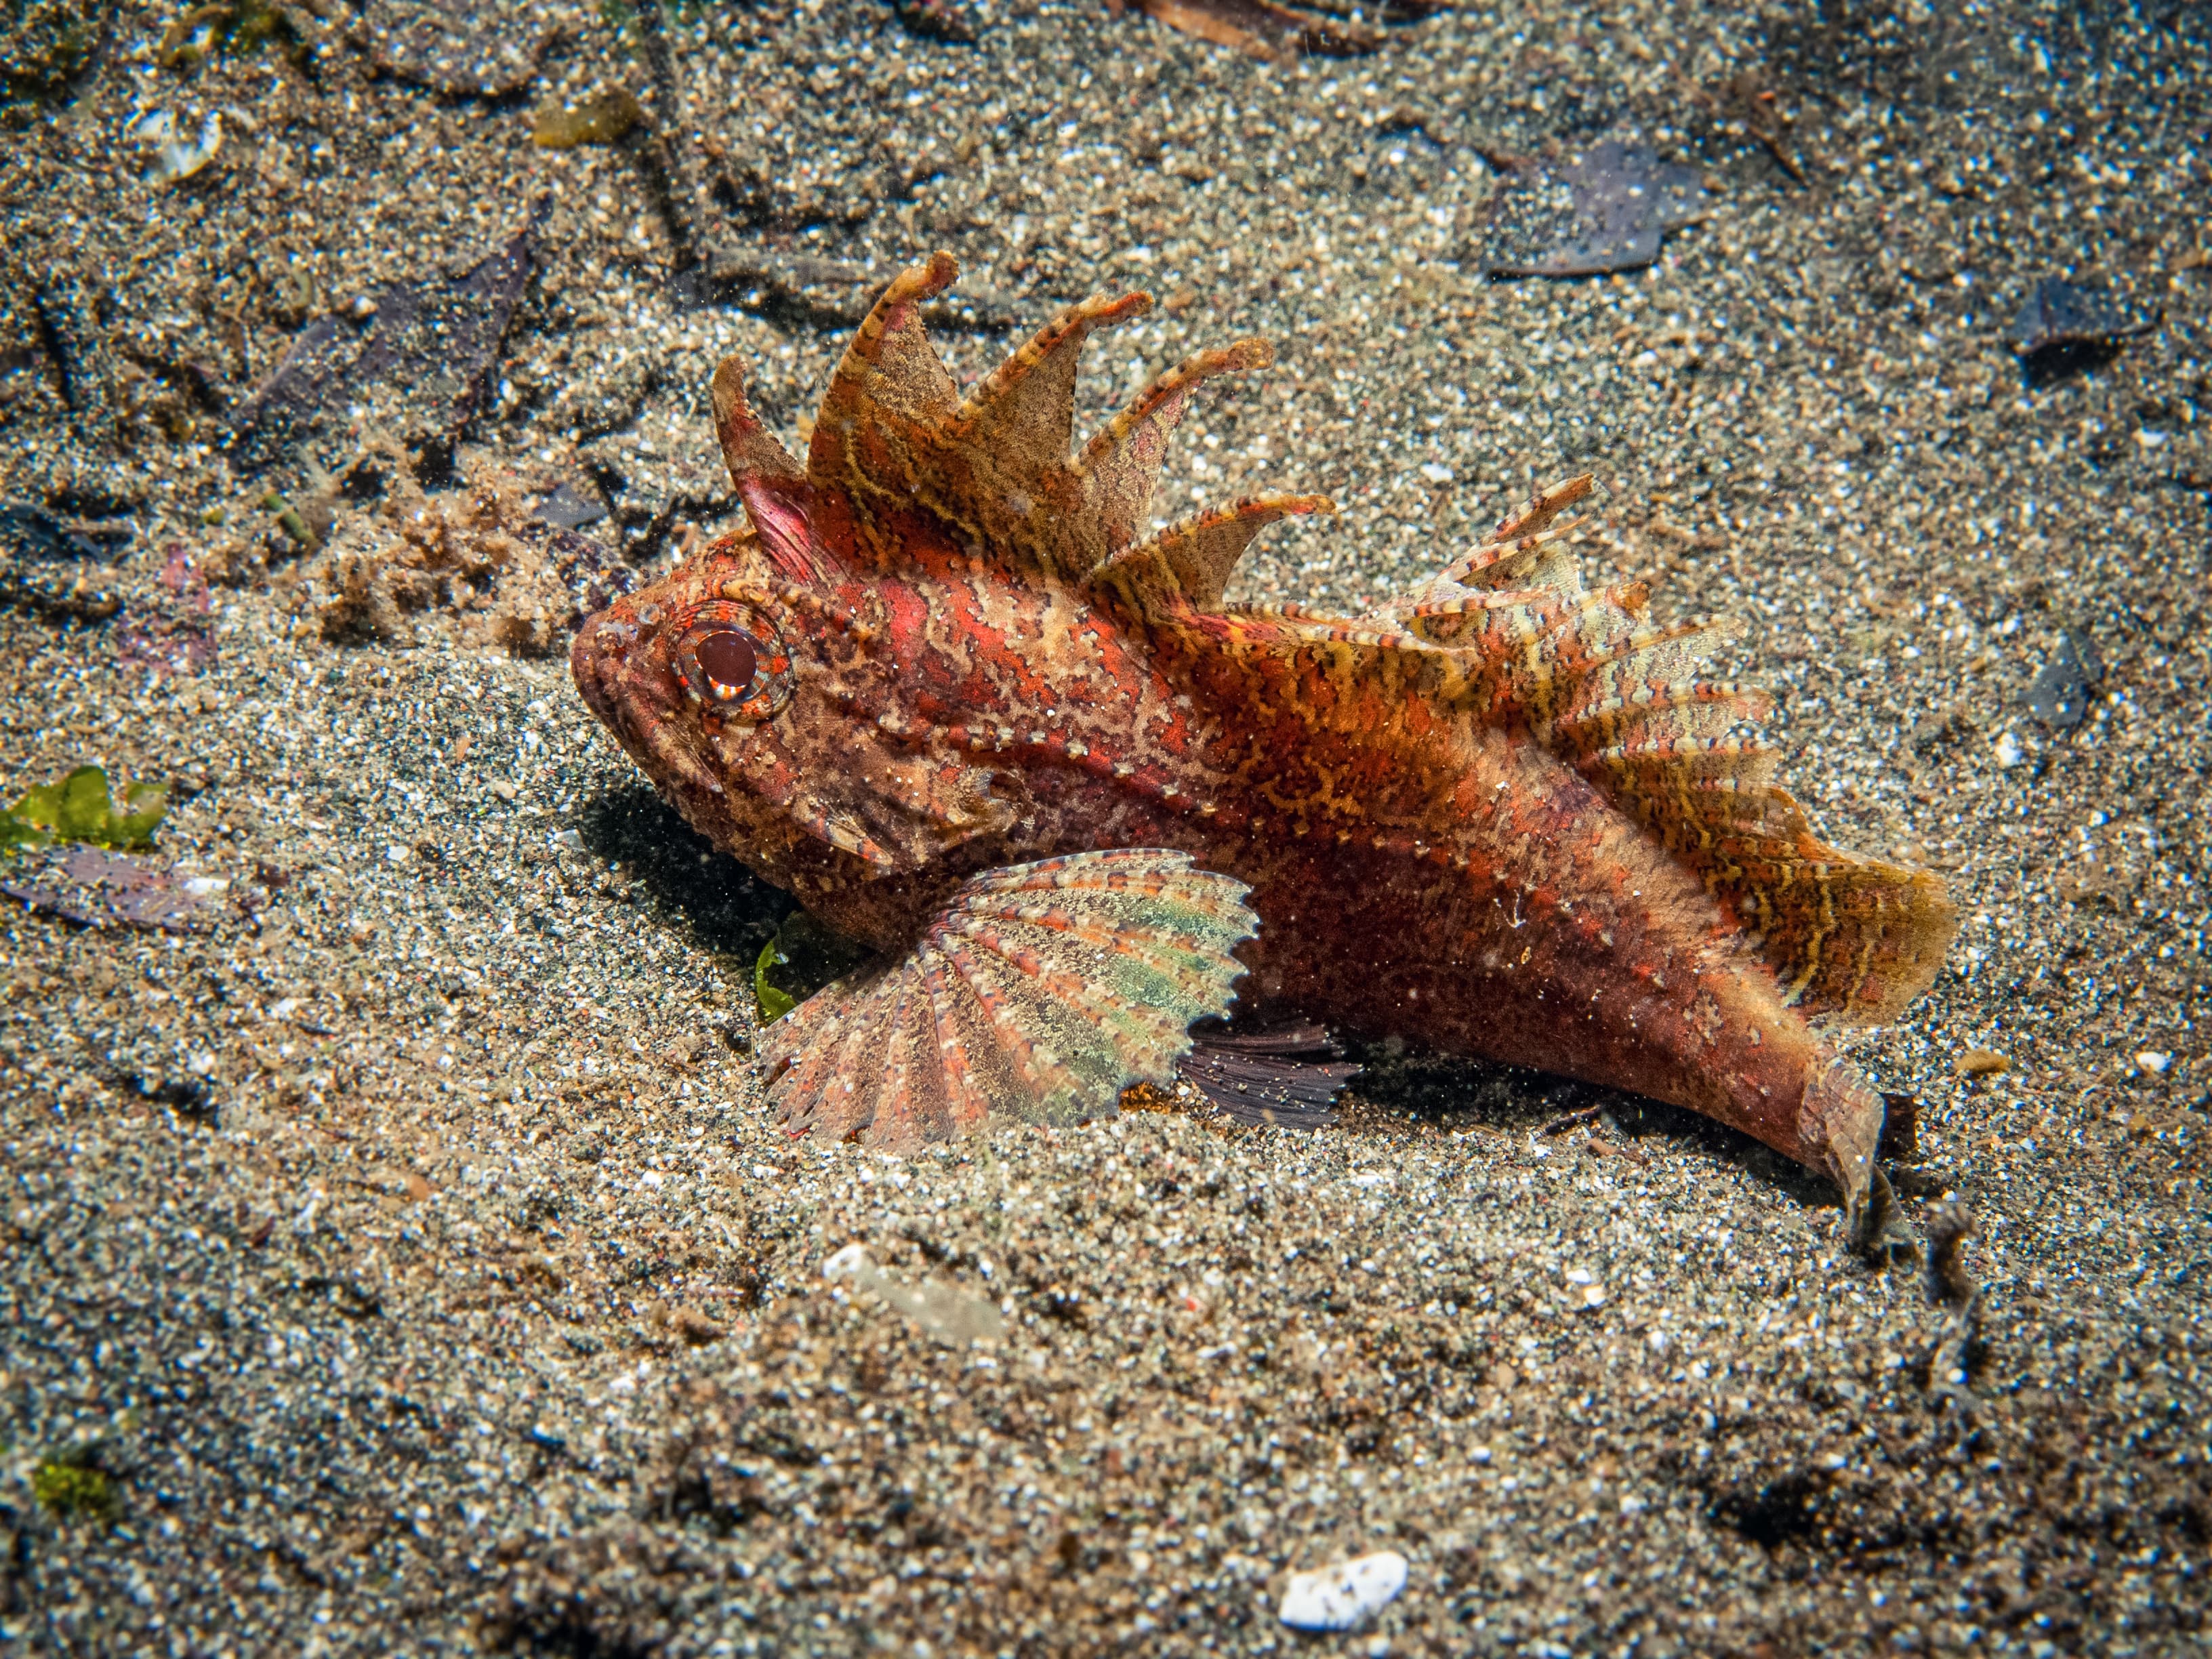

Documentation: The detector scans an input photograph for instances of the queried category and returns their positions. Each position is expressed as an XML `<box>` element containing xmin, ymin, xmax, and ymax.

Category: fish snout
<box><xmin>571</xmin><ymin>604</ymin><xmax>651</xmax><ymax>739</ymax></box>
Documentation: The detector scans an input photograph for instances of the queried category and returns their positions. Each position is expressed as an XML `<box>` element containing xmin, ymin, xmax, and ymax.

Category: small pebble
<box><xmin>1279</xmin><ymin>1551</ymin><xmax>1410</xmax><ymax>1633</ymax></box>
<box><xmin>2028</xmin><ymin>632</ymin><xmax>2104</xmax><ymax>729</ymax></box>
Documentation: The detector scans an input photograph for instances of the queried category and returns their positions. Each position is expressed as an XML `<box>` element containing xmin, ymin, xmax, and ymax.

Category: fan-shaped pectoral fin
<box><xmin>762</xmin><ymin>849</ymin><xmax>1258</xmax><ymax>1149</ymax></box>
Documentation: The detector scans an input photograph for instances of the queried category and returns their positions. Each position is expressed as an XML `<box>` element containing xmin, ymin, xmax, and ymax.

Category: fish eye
<box><xmin>695</xmin><ymin>628</ymin><xmax>757</xmax><ymax>697</ymax></box>
<box><xmin>672</xmin><ymin>602</ymin><xmax>793</xmax><ymax>722</ymax></box>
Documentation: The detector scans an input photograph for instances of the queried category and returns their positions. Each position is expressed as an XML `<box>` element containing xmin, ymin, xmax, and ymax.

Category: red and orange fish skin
<box><xmin>573</xmin><ymin>256</ymin><xmax>1951</xmax><ymax>1235</ymax></box>
<box><xmin>582</xmin><ymin>498</ymin><xmax>1862</xmax><ymax>1189</ymax></box>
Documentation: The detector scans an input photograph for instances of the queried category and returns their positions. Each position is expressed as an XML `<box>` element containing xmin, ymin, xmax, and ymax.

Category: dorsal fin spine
<box><xmin>1490</xmin><ymin>472</ymin><xmax>1595</xmax><ymax>541</ymax></box>
<box><xmin>1451</xmin><ymin>518</ymin><xmax>1582</xmax><ymax>586</ymax></box>
<box><xmin>1551</xmin><ymin>682</ymin><xmax>1772</xmax><ymax>742</ymax></box>
<box><xmin>828</xmin><ymin>251</ymin><xmax>958</xmax><ymax>397</ymax></box>
<box><xmin>1086</xmin><ymin>491</ymin><xmax>1336</xmax><ymax>615</ymax></box>
<box><xmin>942</xmin><ymin>291</ymin><xmax>1152</xmax><ymax>442</ymax></box>
<box><xmin>1074</xmin><ymin>340</ymin><xmax>1275</xmax><ymax>478</ymax></box>
<box><xmin>710</xmin><ymin>356</ymin><xmax>832</xmax><ymax>584</ymax></box>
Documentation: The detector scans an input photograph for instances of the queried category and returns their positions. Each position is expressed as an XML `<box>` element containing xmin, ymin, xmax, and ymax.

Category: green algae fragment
<box><xmin>263</xmin><ymin>488</ymin><xmax>316</xmax><ymax>548</ymax></box>
<box><xmin>2</xmin><ymin>764</ymin><xmax>167</xmax><ymax>854</ymax></box>
<box><xmin>754</xmin><ymin>934</ymin><xmax>795</xmax><ymax>1024</ymax></box>
<box><xmin>32</xmin><ymin>1450</ymin><xmax>115</xmax><ymax>1520</ymax></box>
<box><xmin>155</xmin><ymin>0</ymin><xmax>301</xmax><ymax>72</ymax></box>
<box><xmin>754</xmin><ymin>912</ymin><xmax>869</xmax><ymax>1025</ymax></box>
<box><xmin>532</xmin><ymin>85</ymin><xmax>644</xmax><ymax>149</ymax></box>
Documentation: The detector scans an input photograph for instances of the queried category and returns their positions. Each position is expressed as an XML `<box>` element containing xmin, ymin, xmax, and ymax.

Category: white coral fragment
<box><xmin>131</xmin><ymin>108</ymin><xmax>224</xmax><ymax>187</ymax></box>
<box><xmin>1278</xmin><ymin>1550</ymin><xmax>1410</xmax><ymax>1632</ymax></box>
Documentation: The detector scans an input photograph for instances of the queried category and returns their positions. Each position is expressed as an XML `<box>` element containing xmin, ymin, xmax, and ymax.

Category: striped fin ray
<box><xmin>818</xmin><ymin>253</ymin><xmax>962</xmax><ymax>445</ymax></box>
<box><xmin>762</xmin><ymin>850</ymin><xmax>1257</xmax><ymax>1149</ymax></box>
<box><xmin>1582</xmin><ymin>734</ymin><xmax>1954</xmax><ymax>1020</ymax></box>
<box><xmin>941</xmin><ymin>291</ymin><xmax>1153</xmax><ymax>454</ymax></box>
<box><xmin>1246</xmin><ymin>469</ymin><xmax>1957</xmax><ymax>1021</ymax></box>
<box><xmin>1074</xmin><ymin>339</ymin><xmax>1276</xmax><ymax>560</ymax></box>
<box><xmin>709</xmin><ymin>356</ymin><xmax>835</xmax><ymax>585</ymax></box>
<box><xmin>1086</xmin><ymin>492</ymin><xmax>1336</xmax><ymax>613</ymax></box>
<box><xmin>1441</xmin><ymin>473</ymin><xmax>1599</xmax><ymax>597</ymax></box>
<box><xmin>773</xmin><ymin>253</ymin><xmax>1294</xmax><ymax>590</ymax></box>
<box><xmin>800</xmin><ymin>252</ymin><xmax>962</xmax><ymax>528</ymax></box>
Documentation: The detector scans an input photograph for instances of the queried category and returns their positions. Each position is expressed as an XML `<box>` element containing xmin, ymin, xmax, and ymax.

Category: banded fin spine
<box><xmin>819</xmin><ymin>251</ymin><xmax>962</xmax><ymax>445</ymax></box>
<box><xmin>1076</xmin><ymin>339</ymin><xmax>1275</xmax><ymax>558</ymax></box>
<box><xmin>710</xmin><ymin>356</ymin><xmax>830</xmax><ymax>585</ymax></box>
<box><xmin>941</xmin><ymin>291</ymin><xmax>1153</xmax><ymax>453</ymax></box>
<box><xmin>1085</xmin><ymin>491</ymin><xmax>1336</xmax><ymax>614</ymax></box>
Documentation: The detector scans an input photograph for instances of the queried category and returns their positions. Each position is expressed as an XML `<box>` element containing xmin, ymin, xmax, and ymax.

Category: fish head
<box><xmin>572</xmin><ymin>529</ymin><xmax>1018</xmax><ymax>902</ymax></box>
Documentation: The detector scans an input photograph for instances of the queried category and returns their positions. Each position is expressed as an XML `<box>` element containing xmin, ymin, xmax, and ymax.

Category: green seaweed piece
<box><xmin>263</xmin><ymin>488</ymin><xmax>316</xmax><ymax>548</ymax></box>
<box><xmin>155</xmin><ymin>0</ymin><xmax>302</xmax><ymax>71</ymax></box>
<box><xmin>0</xmin><ymin>814</ymin><xmax>45</xmax><ymax>852</ymax></box>
<box><xmin>2</xmin><ymin>764</ymin><xmax>167</xmax><ymax>853</ymax></box>
<box><xmin>754</xmin><ymin>935</ymin><xmax>795</xmax><ymax>1025</ymax></box>
<box><xmin>32</xmin><ymin>1450</ymin><xmax>115</xmax><ymax>1520</ymax></box>
<box><xmin>754</xmin><ymin>912</ymin><xmax>870</xmax><ymax>1025</ymax></box>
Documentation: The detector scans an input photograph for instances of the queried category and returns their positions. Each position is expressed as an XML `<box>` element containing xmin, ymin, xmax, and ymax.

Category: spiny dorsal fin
<box><xmin>710</xmin><ymin>355</ymin><xmax>832</xmax><ymax>585</ymax></box>
<box><xmin>903</xmin><ymin>290</ymin><xmax>1155</xmax><ymax>583</ymax></box>
<box><xmin>1408</xmin><ymin>472</ymin><xmax>1599</xmax><ymax>602</ymax></box>
<box><xmin>1085</xmin><ymin>492</ymin><xmax>1335</xmax><ymax>615</ymax></box>
<box><xmin>1492</xmin><ymin>472</ymin><xmax>1594</xmax><ymax>541</ymax></box>
<box><xmin>800</xmin><ymin>255</ymin><xmax>1292</xmax><ymax>589</ymax></box>
<box><xmin>712</xmin><ymin>356</ymin><xmax>806</xmax><ymax>488</ymax></box>
<box><xmin>1076</xmin><ymin>339</ymin><xmax>1275</xmax><ymax>558</ymax></box>
<box><xmin>1240</xmin><ymin>469</ymin><xmax>1957</xmax><ymax>1022</ymax></box>
<box><xmin>809</xmin><ymin>251</ymin><xmax>960</xmax><ymax>497</ymax></box>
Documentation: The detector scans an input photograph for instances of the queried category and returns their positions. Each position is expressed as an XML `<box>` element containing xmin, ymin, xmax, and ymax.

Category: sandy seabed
<box><xmin>1</xmin><ymin>1</ymin><xmax>2208</xmax><ymax>1654</ymax></box>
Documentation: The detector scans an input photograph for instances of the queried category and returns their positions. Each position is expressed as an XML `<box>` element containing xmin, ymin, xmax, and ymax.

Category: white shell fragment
<box><xmin>131</xmin><ymin>109</ymin><xmax>224</xmax><ymax>187</ymax></box>
<box><xmin>1278</xmin><ymin>1550</ymin><xmax>1410</xmax><ymax>1632</ymax></box>
<box><xmin>822</xmin><ymin>1244</ymin><xmax>1004</xmax><ymax>1348</ymax></box>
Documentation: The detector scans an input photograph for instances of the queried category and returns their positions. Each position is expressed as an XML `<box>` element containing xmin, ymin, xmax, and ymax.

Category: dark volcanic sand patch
<box><xmin>1</xmin><ymin>2</ymin><xmax>2209</xmax><ymax>1655</ymax></box>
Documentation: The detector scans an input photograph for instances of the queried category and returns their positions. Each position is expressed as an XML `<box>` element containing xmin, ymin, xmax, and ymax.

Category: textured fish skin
<box><xmin>572</xmin><ymin>253</ymin><xmax>1957</xmax><ymax>1248</ymax></box>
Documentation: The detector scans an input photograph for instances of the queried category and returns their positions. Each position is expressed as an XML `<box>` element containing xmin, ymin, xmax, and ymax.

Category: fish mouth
<box><xmin>570</xmin><ymin>604</ymin><xmax>642</xmax><ymax>743</ymax></box>
<box><xmin>570</xmin><ymin>597</ymin><xmax>733</xmax><ymax>811</ymax></box>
